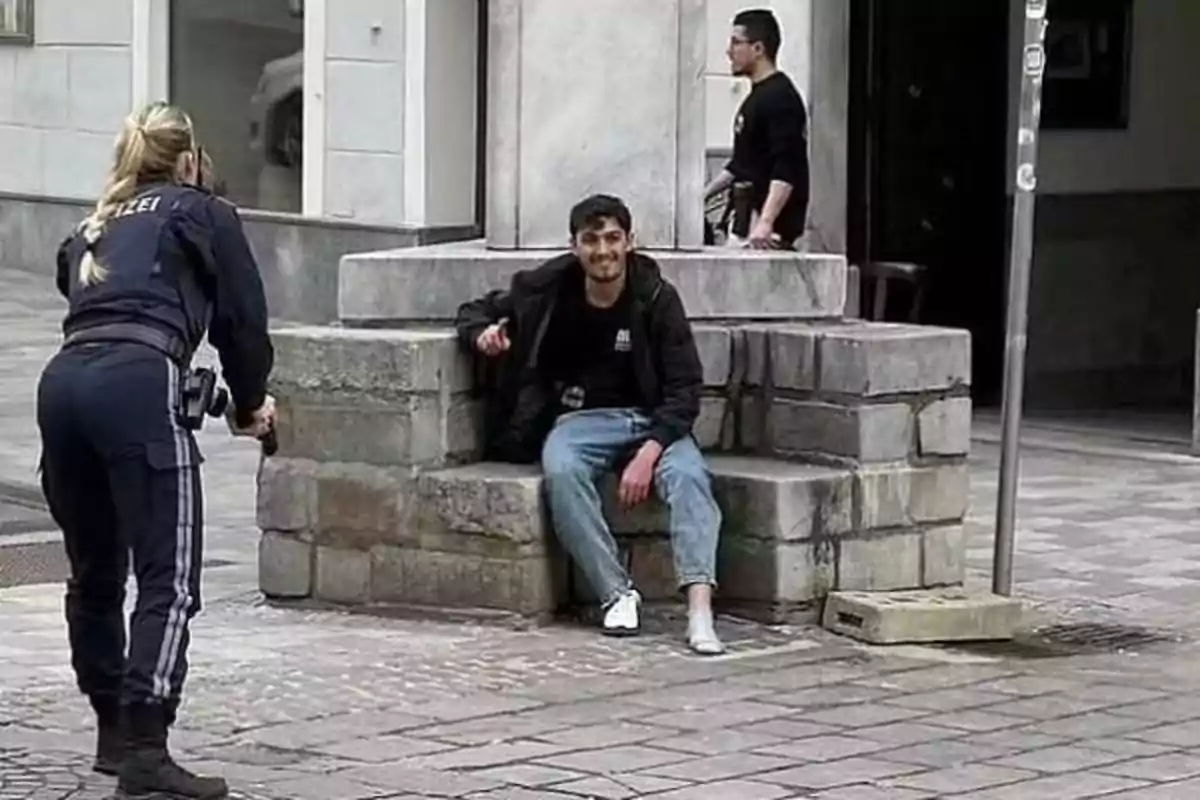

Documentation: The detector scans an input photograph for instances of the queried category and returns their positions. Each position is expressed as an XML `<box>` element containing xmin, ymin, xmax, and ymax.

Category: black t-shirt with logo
<box><xmin>726</xmin><ymin>70</ymin><xmax>810</xmax><ymax>245</ymax></box>
<box><xmin>539</xmin><ymin>276</ymin><xmax>641</xmax><ymax>412</ymax></box>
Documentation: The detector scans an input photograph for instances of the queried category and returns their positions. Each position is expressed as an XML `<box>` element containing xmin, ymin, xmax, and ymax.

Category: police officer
<box><xmin>36</xmin><ymin>101</ymin><xmax>275</xmax><ymax>799</ymax></box>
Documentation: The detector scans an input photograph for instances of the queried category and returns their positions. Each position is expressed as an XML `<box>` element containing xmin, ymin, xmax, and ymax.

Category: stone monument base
<box><xmin>257</xmin><ymin>294</ymin><xmax>976</xmax><ymax>625</ymax></box>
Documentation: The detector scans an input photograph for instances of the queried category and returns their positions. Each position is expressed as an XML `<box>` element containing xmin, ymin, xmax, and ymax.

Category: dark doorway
<box><xmin>848</xmin><ymin>1</ymin><xmax>1011</xmax><ymax>404</ymax></box>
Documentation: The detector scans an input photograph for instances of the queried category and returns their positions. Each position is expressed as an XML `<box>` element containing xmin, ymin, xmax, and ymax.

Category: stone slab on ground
<box><xmin>822</xmin><ymin>588</ymin><xmax>1024</xmax><ymax>645</ymax></box>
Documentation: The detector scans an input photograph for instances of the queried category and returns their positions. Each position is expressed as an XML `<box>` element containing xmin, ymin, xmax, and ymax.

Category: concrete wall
<box><xmin>0</xmin><ymin>192</ymin><xmax>474</xmax><ymax>324</ymax></box>
<box><xmin>1007</xmin><ymin>0</ymin><xmax>1200</xmax><ymax>408</ymax></box>
<box><xmin>312</xmin><ymin>0</ymin><xmax>478</xmax><ymax>227</ymax></box>
<box><xmin>0</xmin><ymin>0</ymin><xmax>133</xmax><ymax>200</ymax></box>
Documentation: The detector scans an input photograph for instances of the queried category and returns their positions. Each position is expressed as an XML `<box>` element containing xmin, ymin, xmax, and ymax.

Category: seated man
<box><xmin>454</xmin><ymin>194</ymin><xmax>724</xmax><ymax>655</ymax></box>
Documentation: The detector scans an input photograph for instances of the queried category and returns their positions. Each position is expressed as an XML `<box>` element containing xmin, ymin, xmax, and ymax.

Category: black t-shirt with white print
<box><xmin>539</xmin><ymin>275</ymin><xmax>641</xmax><ymax>413</ymax></box>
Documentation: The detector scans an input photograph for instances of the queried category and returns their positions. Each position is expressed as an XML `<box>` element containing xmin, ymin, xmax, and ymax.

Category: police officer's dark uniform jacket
<box><xmin>37</xmin><ymin>180</ymin><xmax>272</xmax><ymax>775</ymax></box>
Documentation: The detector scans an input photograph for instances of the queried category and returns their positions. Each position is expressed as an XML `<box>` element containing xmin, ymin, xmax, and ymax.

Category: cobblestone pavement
<box><xmin>5</xmin><ymin>267</ymin><xmax>1200</xmax><ymax>799</ymax></box>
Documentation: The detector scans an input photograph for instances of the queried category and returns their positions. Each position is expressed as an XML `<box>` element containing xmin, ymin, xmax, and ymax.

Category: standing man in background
<box><xmin>705</xmin><ymin>8</ymin><xmax>810</xmax><ymax>250</ymax></box>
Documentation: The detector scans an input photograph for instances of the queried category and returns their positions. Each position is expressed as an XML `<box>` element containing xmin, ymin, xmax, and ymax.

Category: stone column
<box><xmin>485</xmin><ymin>0</ymin><xmax>706</xmax><ymax>250</ymax></box>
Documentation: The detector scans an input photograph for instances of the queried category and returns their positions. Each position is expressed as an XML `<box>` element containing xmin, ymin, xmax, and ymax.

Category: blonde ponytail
<box><xmin>77</xmin><ymin>102</ymin><xmax>198</xmax><ymax>286</ymax></box>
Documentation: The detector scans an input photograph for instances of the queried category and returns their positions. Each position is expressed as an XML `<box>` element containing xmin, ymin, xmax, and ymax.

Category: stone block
<box><xmin>371</xmin><ymin>546</ymin><xmax>560</xmax><ymax>616</ymax></box>
<box><xmin>338</xmin><ymin>241</ymin><xmax>847</xmax><ymax>323</ymax></box>
<box><xmin>742</xmin><ymin>324</ymin><xmax>818</xmax><ymax>389</ymax></box>
<box><xmin>693</xmin><ymin>325</ymin><xmax>733</xmax><ymax>387</ymax></box>
<box><xmin>693</xmin><ymin>396</ymin><xmax>729</xmax><ymax>450</ymax></box>
<box><xmin>719</xmin><ymin>536</ymin><xmax>835</xmax><ymax>607</ymax></box>
<box><xmin>270</xmin><ymin>327</ymin><xmax>472</xmax><ymax>397</ymax></box>
<box><xmin>817</xmin><ymin>323</ymin><xmax>971</xmax><ymax>396</ymax></box>
<box><xmin>822</xmin><ymin>588</ymin><xmax>1022</xmax><ymax>644</ymax></box>
<box><xmin>837</xmin><ymin>533</ymin><xmax>923</xmax><ymax>591</ymax></box>
<box><xmin>314</xmin><ymin>546</ymin><xmax>372</xmax><ymax>605</ymax></box>
<box><xmin>314</xmin><ymin>463</ymin><xmax>418</xmax><ymax>549</ymax></box>
<box><xmin>923</xmin><ymin>525</ymin><xmax>965</xmax><ymax>587</ymax></box>
<box><xmin>416</xmin><ymin>463</ymin><xmax>547</xmax><ymax>550</ymax></box>
<box><xmin>258</xmin><ymin>531</ymin><xmax>313</xmax><ymax>599</ymax></box>
<box><xmin>712</xmin><ymin>456</ymin><xmax>852</xmax><ymax>541</ymax></box>
<box><xmin>764</xmin><ymin>399</ymin><xmax>912</xmax><ymax>463</ymax></box>
<box><xmin>276</xmin><ymin>393</ymin><xmax>478</xmax><ymax>467</ymax></box>
<box><xmin>918</xmin><ymin>397</ymin><xmax>972</xmax><ymax>456</ymax></box>
<box><xmin>257</xmin><ymin>458</ymin><xmax>316</xmax><ymax>533</ymax></box>
<box><xmin>856</xmin><ymin>463</ymin><xmax>970</xmax><ymax>530</ymax></box>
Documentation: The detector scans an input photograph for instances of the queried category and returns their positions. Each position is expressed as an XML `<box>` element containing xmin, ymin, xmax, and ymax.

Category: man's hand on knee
<box><xmin>618</xmin><ymin>440</ymin><xmax>663</xmax><ymax>509</ymax></box>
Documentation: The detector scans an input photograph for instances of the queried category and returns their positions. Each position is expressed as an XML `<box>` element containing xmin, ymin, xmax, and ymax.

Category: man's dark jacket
<box><xmin>454</xmin><ymin>251</ymin><xmax>703</xmax><ymax>464</ymax></box>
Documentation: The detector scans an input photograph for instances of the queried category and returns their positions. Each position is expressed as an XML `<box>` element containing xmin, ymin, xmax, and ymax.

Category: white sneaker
<box><xmin>602</xmin><ymin>589</ymin><xmax>641</xmax><ymax>637</ymax></box>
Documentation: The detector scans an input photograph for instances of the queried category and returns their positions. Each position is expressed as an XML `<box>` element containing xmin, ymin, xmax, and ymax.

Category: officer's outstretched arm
<box><xmin>199</xmin><ymin>199</ymin><xmax>275</xmax><ymax>427</ymax></box>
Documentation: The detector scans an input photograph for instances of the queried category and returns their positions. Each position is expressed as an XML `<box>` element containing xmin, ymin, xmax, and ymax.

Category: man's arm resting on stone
<box><xmin>646</xmin><ymin>287</ymin><xmax>703</xmax><ymax>450</ymax></box>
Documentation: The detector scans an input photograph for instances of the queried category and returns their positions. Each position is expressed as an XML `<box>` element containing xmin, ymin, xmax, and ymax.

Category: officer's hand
<box><xmin>229</xmin><ymin>395</ymin><xmax>276</xmax><ymax>438</ymax></box>
<box><xmin>475</xmin><ymin>319</ymin><xmax>511</xmax><ymax>357</ymax></box>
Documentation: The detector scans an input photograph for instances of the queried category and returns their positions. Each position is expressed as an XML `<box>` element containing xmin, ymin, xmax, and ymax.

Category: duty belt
<box><xmin>63</xmin><ymin>323</ymin><xmax>190</xmax><ymax>365</ymax></box>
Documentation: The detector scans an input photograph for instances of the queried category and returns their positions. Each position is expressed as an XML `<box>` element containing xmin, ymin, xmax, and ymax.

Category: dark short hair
<box><xmin>568</xmin><ymin>194</ymin><xmax>633</xmax><ymax>237</ymax></box>
<box><xmin>734</xmin><ymin>9</ymin><xmax>782</xmax><ymax>62</ymax></box>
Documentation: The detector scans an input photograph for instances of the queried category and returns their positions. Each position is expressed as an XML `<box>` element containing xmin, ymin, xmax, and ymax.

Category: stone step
<box><xmin>336</xmin><ymin>240</ymin><xmax>847</xmax><ymax>324</ymax></box>
<box><xmin>259</xmin><ymin>454</ymin><xmax>968</xmax><ymax>623</ymax></box>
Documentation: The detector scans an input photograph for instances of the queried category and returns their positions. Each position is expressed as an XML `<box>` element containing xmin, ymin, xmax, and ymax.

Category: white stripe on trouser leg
<box><xmin>151</xmin><ymin>358</ymin><xmax>195</xmax><ymax>699</ymax></box>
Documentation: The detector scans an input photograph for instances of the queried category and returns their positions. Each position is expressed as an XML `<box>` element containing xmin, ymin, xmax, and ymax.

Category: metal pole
<box><xmin>993</xmin><ymin>0</ymin><xmax>1048</xmax><ymax>597</ymax></box>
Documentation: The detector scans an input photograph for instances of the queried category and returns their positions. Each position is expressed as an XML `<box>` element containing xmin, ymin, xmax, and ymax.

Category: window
<box><xmin>170</xmin><ymin>0</ymin><xmax>303</xmax><ymax>212</ymax></box>
<box><xmin>0</xmin><ymin>0</ymin><xmax>33</xmax><ymax>44</ymax></box>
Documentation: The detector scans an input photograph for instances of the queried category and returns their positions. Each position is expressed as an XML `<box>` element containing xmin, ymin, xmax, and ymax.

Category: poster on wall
<box><xmin>0</xmin><ymin>0</ymin><xmax>32</xmax><ymax>44</ymax></box>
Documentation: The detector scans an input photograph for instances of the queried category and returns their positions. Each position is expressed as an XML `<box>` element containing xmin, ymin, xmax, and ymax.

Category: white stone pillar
<box><xmin>485</xmin><ymin>0</ymin><xmax>706</xmax><ymax>250</ymax></box>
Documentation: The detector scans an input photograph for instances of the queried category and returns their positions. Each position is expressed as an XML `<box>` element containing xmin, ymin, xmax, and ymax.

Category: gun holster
<box><xmin>179</xmin><ymin>367</ymin><xmax>229</xmax><ymax>431</ymax></box>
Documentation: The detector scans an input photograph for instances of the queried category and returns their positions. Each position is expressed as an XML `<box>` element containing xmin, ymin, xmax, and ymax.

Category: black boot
<box><xmin>88</xmin><ymin>694</ymin><xmax>124</xmax><ymax>776</ymax></box>
<box><xmin>116</xmin><ymin>703</ymin><xmax>228</xmax><ymax>799</ymax></box>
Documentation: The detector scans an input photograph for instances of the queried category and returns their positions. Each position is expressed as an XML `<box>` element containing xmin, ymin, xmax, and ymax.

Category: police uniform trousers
<box><xmin>36</xmin><ymin>340</ymin><xmax>204</xmax><ymax>718</ymax></box>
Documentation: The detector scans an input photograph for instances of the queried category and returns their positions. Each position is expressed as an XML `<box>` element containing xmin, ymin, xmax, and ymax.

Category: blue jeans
<box><xmin>541</xmin><ymin>408</ymin><xmax>721</xmax><ymax>607</ymax></box>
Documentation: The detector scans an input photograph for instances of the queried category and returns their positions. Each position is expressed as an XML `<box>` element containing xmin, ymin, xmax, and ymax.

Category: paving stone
<box><xmin>638</xmin><ymin>701</ymin><xmax>793</xmax><ymax>731</ymax></box>
<box><xmin>1098</xmin><ymin>753</ymin><xmax>1200</xmax><ymax>782</ymax></box>
<box><xmin>758</xmin><ymin>757</ymin><xmax>924</xmax><ymax>790</ymax></box>
<box><xmin>470</xmin><ymin>762</ymin><xmax>590</xmax><ymax>787</ymax></box>
<box><xmin>852</xmin><ymin>722</ymin><xmax>965</xmax><ymax>747</ymax></box>
<box><xmin>810</xmin><ymin>787</ymin><xmax>936</xmax><ymax>800</ymax></box>
<box><xmin>946</xmin><ymin>771</ymin><xmax>1149</xmax><ymax>799</ymax></box>
<box><xmin>1026</xmin><ymin>711</ymin><xmax>1159</xmax><ymax>739</ymax></box>
<box><xmin>984</xmin><ymin>743</ymin><xmax>1129</xmax><ymax>773</ymax></box>
<box><xmin>310</xmin><ymin>735</ymin><xmax>455</xmax><ymax>763</ymax></box>
<box><xmin>755</xmin><ymin>734</ymin><xmax>892</xmax><ymax>762</ymax></box>
<box><xmin>882</xmin><ymin>687</ymin><xmax>1011</xmax><ymax>713</ymax></box>
<box><xmin>803</xmin><ymin>703</ymin><xmax>928</xmax><ymax>729</ymax></box>
<box><xmin>655</xmin><ymin>729</ymin><xmax>786</xmax><ymax>756</ymax></box>
<box><xmin>642</xmin><ymin>752</ymin><xmax>796</xmax><ymax>782</ymax></box>
<box><xmin>335</xmin><ymin>762</ymin><xmax>504</xmax><ymax>795</ymax></box>
<box><xmin>396</xmin><ymin>740</ymin><xmax>568</xmax><ymax>770</ymax></box>
<box><xmin>875</xmin><ymin>740</ymin><xmax>1015</xmax><ymax>768</ymax></box>
<box><xmin>535</xmin><ymin>745</ymin><xmax>691</xmax><ymax>774</ymax></box>
<box><xmin>644</xmin><ymin>780</ymin><xmax>796</xmax><ymax>800</ymax></box>
<box><xmin>551</xmin><ymin>773</ymin><xmax>691</xmax><ymax>799</ymax></box>
<box><xmin>532</xmin><ymin>722</ymin><xmax>676</xmax><ymax>749</ymax></box>
<box><xmin>913</xmin><ymin>710</ymin><xmax>1028</xmax><ymax>733</ymax></box>
<box><xmin>1130</xmin><ymin>721</ymin><xmax>1200</xmax><ymax>748</ymax></box>
<box><xmin>885</xmin><ymin>763</ymin><xmax>1039</xmax><ymax>794</ymax></box>
<box><xmin>735</xmin><ymin>719</ymin><xmax>843</xmax><ymax>740</ymax></box>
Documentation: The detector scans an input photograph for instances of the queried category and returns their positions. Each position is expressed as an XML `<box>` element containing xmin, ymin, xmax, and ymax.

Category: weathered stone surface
<box><xmin>693</xmin><ymin>325</ymin><xmax>733</xmax><ymax>387</ymax></box>
<box><xmin>693</xmin><ymin>396</ymin><xmax>729</xmax><ymax>450</ymax></box>
<box><xmin>742</xmin><ymin>323</ymin><xmax>818</xmax><ymax>390</ymax></box>
<box><xmin>315</xmin><ymin>546</ymin><xmax>372</xmax><ymax>605</ymax></box>
<box><xmin>339</xmin><ymin>243</ymin><xmax>847</xmax><ymax>323</ymax></box>
<box><xmin>271</xmin><ymin>326</ymin><xmax>472</xmax><ymax>396</ymax></box>
<box><xmin>314</xmin><ymin>463</ymin><xmax>418</xmax><ymax>549</ymax></box>
<box><xmin>838</xmin><ymin>533</ymin><xmax>923</xmax><ymax>591</ymax></box>
<box><xmin>259</xmin><ymin>531</ymin><xmax>313</xmax><ymax>599</ymax></box>
<box><xmin>764</xmin><ymin>399</ymin><xmax>913</xmax><ymax>463</ymax></box>
<box><xmin>923</xmin><ymin>525</ymin><xmax>965</xmax><ymax>587</ymax></box>
<box><xmin>817</xmin><ymin>323</ymin><xmax>971</xmax><ymax>396</ymax></box>
<box><xmin>822</xmin><ymin>588</ymin><xmax>1022</xmax><ymax>644</ymax></box>
<box><xmin>856</xmin><ymin>463</ymin><xmax>971</xmax><ymax>530</ymax></box>
<box><xmin>416</xmin><ymin>463</ymin><xmax>546</xmax><ymax>546</ymax></box>
<box><xmin>257</xmin><ymin>457</ymin><xmax>317</xmax><ymax>533</ymax></box>
<box><xmin>371</xmin><ymin>546</ymin><xmax>560</xmax><ymax>616</ymax></box>
<box><xmin>719</xmin><ymin>537</ymin><xmax>835</xmax><ymax>606</ymax></box>
<box><xmin>918</xmin><ymin>397</ymin><xmax>972</xmax><ymax>456</ymax></box>
<box><xmin>713</xmin><ymin>456</ymin><xmax>852</xmax><ymax>541</ymax></box>
<box><xmin>276</xmin><ymin>394</ymin><xmax>478</xmax><ymax>467</ymax></box>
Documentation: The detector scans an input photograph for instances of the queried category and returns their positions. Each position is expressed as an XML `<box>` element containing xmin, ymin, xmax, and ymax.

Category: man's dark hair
<box><xmin>569</xmin><ymin>194</ymin><xmax>633</xmax><ymax>237</ymax></box>
<box><xmin>734</xmin><ymin>9</ymin><xmax>782</xmax><ymax>62</ymax></box>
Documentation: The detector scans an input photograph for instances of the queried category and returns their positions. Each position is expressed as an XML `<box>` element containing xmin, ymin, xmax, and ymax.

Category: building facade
<box><xmin>1</xmin><ymin>0</ymin><xmax>1198</xmax><ymax>411</ymax></box>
